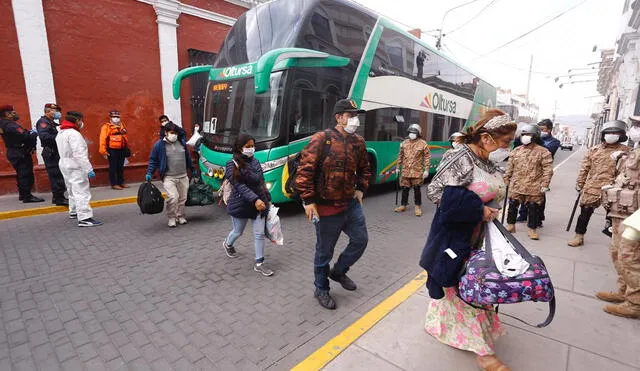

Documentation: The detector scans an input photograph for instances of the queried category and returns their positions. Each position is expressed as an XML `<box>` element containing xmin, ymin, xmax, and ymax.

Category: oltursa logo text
<box><xmin>420</xmin><ymin>93</ymin><xmax>457</xmax><ymax>114</ymax></box>
<box><xmin>218</xmin><ymin>65</ymin><xmax>254</xmax><ymax>79</ymax></box>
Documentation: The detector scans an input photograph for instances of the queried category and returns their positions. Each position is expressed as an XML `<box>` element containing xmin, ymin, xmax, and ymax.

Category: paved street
<box><xmin>2</xmin><ymin>146</ymin><xmax>627</xmax><ymax>371</ymax></box>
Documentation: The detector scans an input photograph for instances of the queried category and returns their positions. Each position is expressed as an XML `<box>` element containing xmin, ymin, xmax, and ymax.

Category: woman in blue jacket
<box><xmin>223</xmin><ymin>134</ymin><xmax>273</xmax><ymax>276</ymax></box>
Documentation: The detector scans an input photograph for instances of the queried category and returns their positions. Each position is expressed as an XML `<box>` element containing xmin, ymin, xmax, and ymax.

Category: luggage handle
<box><xmin>457</xmin><ymin>293</ymin><xmax>556</xmax><ymax>328</ymax></box>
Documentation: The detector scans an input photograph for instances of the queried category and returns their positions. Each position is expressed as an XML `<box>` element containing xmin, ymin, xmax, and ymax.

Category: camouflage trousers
<box><xmin>399</xmin><ymin>176</ymin><xmax>423</xmax><ymax>188</ymax></box>
<box><xmin>508</xmin><ymin>193</ymin><xmax>545</xmax><ymax>205</ymax></box>
<box><xmin>611</xmin><ymin>217</ymin><xmax>640</xmax><ymax>305</ymax></box>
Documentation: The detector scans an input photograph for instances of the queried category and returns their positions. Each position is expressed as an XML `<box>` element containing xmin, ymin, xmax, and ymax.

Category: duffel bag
<box><xmin>185</xmin><ymin>177</ymin><xmax>216</xmax><ymax>206</ymax></box>
<box><xmin>458</xmin><ymin>219</ymin><xmax>556</xmax><ymax>328</ymax></box>
<box><xmin>137</xmin><ymin>181</ymin><xmax>164</xmax><ymax>214</ymax></box>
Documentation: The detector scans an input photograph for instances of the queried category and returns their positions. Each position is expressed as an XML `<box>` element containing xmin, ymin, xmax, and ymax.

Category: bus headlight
<box><xmin>261</xmin><ymin>156</ymin><xmax>290</xmax><ymax>172</ymax></box>
<box><xmin>207</xmin><ymin>168</ymin><xmax>214</xmax><ymax>177</ymax></box>
<box><xmin>265</xmin><ymin>182</ymin><xmax>273</xmax><ymax>190</ymax></box>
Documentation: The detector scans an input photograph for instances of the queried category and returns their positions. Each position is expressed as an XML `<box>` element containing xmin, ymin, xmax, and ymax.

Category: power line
<box><xmin>479</xmin><ymin>0</ymin><xmax>589</xmax><ymax>57</ymax></box>
<box><xmin>447</xmin><ymin>0</ymin><xmax>499</xmax><ymax>35</ymax></box>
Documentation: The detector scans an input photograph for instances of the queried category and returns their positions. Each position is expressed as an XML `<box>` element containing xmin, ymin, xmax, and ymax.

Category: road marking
<box><xmin>291</xmin><ymin>271</ymin><xmax>428</xmax><ymax>371</ymax></box>
<box><xmin>554</xmin><ymin>149</ymin><xmax>583</xmax><ymax>172</ymax></box>
<box><xmin>0</xmin><ymin>194</ymin><xmax>167</xmax><ymax>221</ymax></box>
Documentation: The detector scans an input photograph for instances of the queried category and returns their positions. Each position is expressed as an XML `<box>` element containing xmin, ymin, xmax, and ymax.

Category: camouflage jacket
<box><xmin>295</xmin><ymin>128</ymin><xmax>371</xmax><ymax>205</ymax></box>
<box><xmin>503</xmin><ymin>144</ymin><xmax>553</xmax><ymax>195</ymax></box>
<box><xmin>576</xmin><ymin>143</ymin><xmax>629</xmax><ymax>197</ymax></box>
<box><xmin>603</xmin><ymin>148</ymin><xmax>640</xmax><ymax>218</ymax></box>
<box><xmin>397</xmin><ymin>138</ymin><xmax>430</xmax><ymax>178</ymax></box>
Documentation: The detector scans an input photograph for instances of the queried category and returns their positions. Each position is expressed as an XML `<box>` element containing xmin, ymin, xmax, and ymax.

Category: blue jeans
<box><xmin>225</xmin><ymin>216</ymin><xmax>266</xmax><ymax>263</ymax></box>
<box><xmin>314</xmin><ymin>200</ymin><xmax>368</xmax><ymax>292</ymax></box>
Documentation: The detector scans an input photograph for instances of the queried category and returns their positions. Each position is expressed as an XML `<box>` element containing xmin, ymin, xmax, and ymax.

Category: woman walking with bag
<box><xmin>420</xmin><ymin>109</ymin><xmax>517</xmax><ymax>371</ymax></box>
<box><xmin>222</xmin><ymin>134</ymin><xmax>274</xmax><ymax>277</ymax></box>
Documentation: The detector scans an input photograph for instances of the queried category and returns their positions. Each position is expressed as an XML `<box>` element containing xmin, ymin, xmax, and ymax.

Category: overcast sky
<box><xmin>357</xmin><ymin>0</ymin><xmax>624</xmax><ymax>120</ymax></box>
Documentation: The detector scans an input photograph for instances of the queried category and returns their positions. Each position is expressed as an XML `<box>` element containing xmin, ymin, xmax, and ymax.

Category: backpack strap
<box><xmin>457</xmin><ymin>292</ymin><xmax>556</xmax><ymax>328</ymax></box>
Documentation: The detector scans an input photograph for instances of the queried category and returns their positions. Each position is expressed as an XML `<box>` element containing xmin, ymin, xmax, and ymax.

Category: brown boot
<box><xmin>506</xmin><ymin>224</ymin><xmax>516</xmax><ymax>233</ymax></box>
<box><xmin>415</xmin><ymin>206</ymin><xmax>422</xmax><ymax>217</ymax></box>
<box><xmin>567</xmin><ymin>234</ymin><xmax>584</xmax><ymax>247</ymax></box>
<box><xmin>603</xmin><ymin>301</ymin><xmax>640</xmax><ymax>319</ymax></box>
<box><xmin>394</xmin><ymin>205</ymin><xmax>407</xmax><ymax>213</ymax></box>
<box><xmin>528</xmin><ymin>228</ymin><xmax>539</xmax><ymax>240</ymax></box>
<box><xmin>595</xmin><ymin>291</ymin><xmax>625</xmax><ymax>303</ymax></box>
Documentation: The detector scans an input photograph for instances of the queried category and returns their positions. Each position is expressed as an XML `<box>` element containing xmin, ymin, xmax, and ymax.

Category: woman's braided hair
<box><xmin>456</xmin><ymin>108</ymin><xmax>517</xmax><ymax>144</ymax></box>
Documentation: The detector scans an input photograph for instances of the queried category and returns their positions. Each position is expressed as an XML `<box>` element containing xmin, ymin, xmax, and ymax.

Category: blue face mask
<box><xmin>53</xmin><ymin>112</ymin><xmax>62</xmax><ymax>120</ymax></box>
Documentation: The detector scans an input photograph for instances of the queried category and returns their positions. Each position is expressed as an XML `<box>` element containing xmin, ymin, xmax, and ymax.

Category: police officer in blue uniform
<box><xmin>0</xmin><ymin>105</ymin><xmax>44</xmax><ymax>203</ymax></box>
<box><xmin>36</xmin><ymin>103</ymin><xmax>68</xmax><ymax>206</ymax></box>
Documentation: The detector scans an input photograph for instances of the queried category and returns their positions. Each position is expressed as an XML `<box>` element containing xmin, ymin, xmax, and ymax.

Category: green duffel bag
<box><xmin>185</xmin><ymin>177</ymin><xmax>216</xmax><ymax>206</ymax></box>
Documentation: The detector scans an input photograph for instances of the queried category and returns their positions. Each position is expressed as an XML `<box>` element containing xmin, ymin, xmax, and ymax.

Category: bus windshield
<box><xmin>203</xmin><ymin>71</ymin><xmax>285</xmax><ymax>146</ymax></box>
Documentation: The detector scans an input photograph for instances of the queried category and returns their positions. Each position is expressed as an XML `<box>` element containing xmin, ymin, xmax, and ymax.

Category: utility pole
<box><xmin>525</xmin><ymin>54</ymin><xmax>533</xmax><ymax>106</ymax></box>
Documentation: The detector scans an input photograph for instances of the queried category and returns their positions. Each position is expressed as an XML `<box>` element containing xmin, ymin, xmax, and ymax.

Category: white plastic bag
<box><xmin>186</xmin><ymin>130</ymin><xmax>202</xmax><ymax>148</ymax></box>
<box><xmin>487</xmin><ymin>222</ymin><xmax>529</xmax><ymax>277</ymax></box>
<box><xmin>265</xmin><ymin>206</ymin><xmax>284</xmax><ymax>245</ymax></box>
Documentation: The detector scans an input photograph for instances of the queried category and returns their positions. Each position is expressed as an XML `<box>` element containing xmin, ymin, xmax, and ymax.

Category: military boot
<box><xmin>415</xmin><ymin>206</ymin><xmax>422</xmax><ymax>217</ymax></box>
<box><xmin>506</xmin><ymin>224</ymin><xmax>516</xmax><ymax>233</ymax></box>
<box><xmin>603</xmin><ymin>301</ymin><xmax>640</xmax><ymax>319</ymax></box>
<box><xmin>394</xmin><ymin>205</ymin><xmax>407</xmax><ymax>212</ymax></box>
<box><xmin>567</xmin><ymin>234</ymin><xmax>584</xmax><ymax>247</ymax></box>
<box><xmin>595</xmin><ymin>291</ymin><xmax>625</xmax><ymax>303</ymax></box>
<box><xmin>528</xmin><ymin>228</ymin><xmax>539</xmax><ymax>240</ymax></box>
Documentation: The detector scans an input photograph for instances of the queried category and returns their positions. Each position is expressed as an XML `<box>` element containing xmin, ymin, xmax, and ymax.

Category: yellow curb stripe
<box><xmin>0</xmin><ymin>194</ymin><xmax>167</xmax><ymax>221</ymax></box>
<box><xmin>292</xmin><ymin>271</ymin><xmax>428</xmax><ymax>371</ymax></box>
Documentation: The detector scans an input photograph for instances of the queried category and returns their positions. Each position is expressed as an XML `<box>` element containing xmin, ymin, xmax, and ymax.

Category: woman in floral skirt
<box><xmin>420</xmin><ymin>109</ymin><xmax>517</xmax><ymax>371</ymax></box>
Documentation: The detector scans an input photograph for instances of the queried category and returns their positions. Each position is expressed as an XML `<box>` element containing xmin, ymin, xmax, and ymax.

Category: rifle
<box><xmin>566</xmin><ymin>192</ymin><xmax>581</xmax><ymax>232</ymax></box>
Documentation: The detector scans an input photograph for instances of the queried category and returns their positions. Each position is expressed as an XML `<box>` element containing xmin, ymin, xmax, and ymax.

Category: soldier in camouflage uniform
<box><xmin>568</xmin><ymin>121</ymin><xmax>630</xmax><ymax>247</ymax></box>
<box><xmin>394</xmin><ymin>124</ymin><xmax>430</xmax><ymax>217</ymax></box>
<box><xmin>503</xmin><ymin>124</ymin><xmax>554</xmax><ymax>240</ymax></box>
<box><xmin>597</xmin><ymin>116</ymin><xmax>640</xmax><ymax>319</ymax></box>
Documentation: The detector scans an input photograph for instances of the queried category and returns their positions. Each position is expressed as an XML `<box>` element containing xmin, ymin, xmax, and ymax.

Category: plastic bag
<box><xmin>265</xmin><ymin>206</ymin><xmax>284</xmax><ymax>245</ymax></box>
<box><xmin>186</xmin><ymin>130</ymin><xmax>202</xmax><ymax>148</ymax></box>
<box><xmin>185</xmin><ymin>177</ymin><xmax>216</xmax><ymax>206</ymax></box>
<box><xmin>486</xmin><ymin>221</ymin><xmax>529</xmax><ymax>277</ymax></box>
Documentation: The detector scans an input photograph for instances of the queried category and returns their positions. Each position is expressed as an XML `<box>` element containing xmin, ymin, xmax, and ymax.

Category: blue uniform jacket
<box><xmin>540</xmin><ymin>136</ymin><xmax>561</xmax><ymax>158</ymax></box>
<box><xmin>225</xmin><ymin>156</ymin><xmax>271</xmax><ymax>219</ymax></box>
<box><xmin>147</xmin><ymin>137</ymin><xmax>194</xmax><ymax>179</ymax></box>
<box><xmin>419</xmin><ymin>186</ymin><xmax>484</xmax><ymax>299</ymax></box>
<box><xmin>36</xmin><ymin>116</ymin><xmax>58</xmax><ymax>150</ymax></box>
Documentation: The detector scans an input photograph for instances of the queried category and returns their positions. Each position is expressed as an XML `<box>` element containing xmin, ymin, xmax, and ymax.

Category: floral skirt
<box><xmin>424</xmin><ymin>287</ymin><xmax>505</xmax><ymax>356</ymax></box>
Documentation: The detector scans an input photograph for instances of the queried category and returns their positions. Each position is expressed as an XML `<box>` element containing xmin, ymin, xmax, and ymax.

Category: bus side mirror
<box><xmin>172</xmin><ymin>65</ymin><xmax>213</xmax><ymax>99</ymax></box>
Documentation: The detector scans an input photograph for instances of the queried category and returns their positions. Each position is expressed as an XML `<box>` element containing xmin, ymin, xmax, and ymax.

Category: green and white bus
<box><xmin>173</xmin><ymin>0</ymin><xmax>496</xmax><ymax>203</ymax></box>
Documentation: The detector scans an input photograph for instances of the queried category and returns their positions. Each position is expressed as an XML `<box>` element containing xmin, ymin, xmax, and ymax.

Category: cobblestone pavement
<box><xmin>0</xmin><ymin>181</ymin><xmax>432</xmax><ymax>370</ymax></box>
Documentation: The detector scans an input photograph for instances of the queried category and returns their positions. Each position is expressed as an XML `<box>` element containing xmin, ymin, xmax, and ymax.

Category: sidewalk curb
<box><xmin>0</xmin><ymin>194</ymin><xmax>167</xmax><ymax>221</ymax></box>
<box><xmin>291</xmin><ymin>271</ymin><xmax>428</xmax><ymax>371</ymax></box>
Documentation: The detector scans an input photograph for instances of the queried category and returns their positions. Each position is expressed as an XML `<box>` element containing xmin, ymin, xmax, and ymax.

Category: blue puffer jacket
<box><xmin>225</xmin><ymin>156</ymin><xmax>271</xmax><ymax>219</ymax></box>
<box><xmin>419</xmin><ymin>186</ymin><xmax>484</xmax><ymax>299</ymax></box>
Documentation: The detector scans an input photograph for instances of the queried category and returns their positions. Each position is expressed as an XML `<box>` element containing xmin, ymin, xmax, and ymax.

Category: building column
<box><xmin>11</xmin><ymin>0</ymin><xmax>57</xmax><ymax>163</ymax></box>
<box><xmin>153</xmin><ymin>0</ymin><xmax>182</xmax><ymax>125</ymax></box>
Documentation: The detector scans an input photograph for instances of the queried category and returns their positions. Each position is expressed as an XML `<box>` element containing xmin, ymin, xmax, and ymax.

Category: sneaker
<box><xmin>254</xmin><ymin>262</ymin><xmax>274</xmax><ymax>276</ymax></box>
<box><xmin>222</xmin><ymin>240</ymin><xmax>237</xmax><ymax>258</ymax></box>
<box><xmin>168</xmin><ymin>218</ymin><xmax>177</xmax><ymax>228</ymax></box>
<box><xmin>23</xmin><ymin>195</ymin><xmax>45</xmax><ymax>203</ymax></box>
<box><xmin>315</xmin><ymin>290</ymin><xmax>336</xmax><ymax>310</ymax></box>
<box><xmin>329</xmin><ymin>269</ymin><xmax>357</xmax><ymax>291</ymax></box>
<box><xmin>68</xmin><ymin>212</ymin><xmax>77</xmax><ymax>219</ymax></box>
<box><xmin>78</xmin><ymin>218</ymin><xmax>103</xmax><ymax>227</ymax></box>
<box><xmin>178</xmin><ymin>217</ymin><xmax>188</xmax><ymax>225</ymax></box>
<box><xmin>394</xmin><ymin>205</ymin><xmax>407</xmax><ymax>213</ymax></box>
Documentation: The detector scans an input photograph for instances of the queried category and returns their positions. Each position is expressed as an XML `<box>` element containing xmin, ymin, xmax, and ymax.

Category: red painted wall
<box><xmin>177</xmin><ymin>14</ymin><xmax>232</xmax><ymax>136</ymax></box>
<box><xmin>182</xmin><ymin>0</ymin><xmax>247</xmax><ymax>18</ymax></box>
<box><xmin>43</xmin><ymin>0</ymin><xmax>164</xmax><ymax>187</ymax></box>
<box><xmin>0</xmin><ymin>0</ymin><xmax>34</xmax><ymax>193</ymax></box>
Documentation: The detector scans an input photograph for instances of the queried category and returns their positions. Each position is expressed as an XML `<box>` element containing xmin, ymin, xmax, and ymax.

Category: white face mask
<box><xmin>629</xmin><ymin>127</ymin><xmax>640</xmax><ymax>142</ymax></box>
<box><xmin>78</xmin><ymin>121</ymin><xmax>84</xmax><ymax>130</ymax></box>
<box><xmin>242</xmin><ymin>147</ymin><xmax>255</xmax><ymax>157</ymax></box>
<box><xmin>166</xmin><ymin>133</ymin><xmax>178</xmax><ymax>143</ymax></box>
<box><xmin>488</xmin><ymin>148</ymin><xmax>511</xmax><ymax>163</ymax></box>
<box><xmin>408</xmin><ymin>133</ymin><xmax>417</xmax><ymax>140</ymax></box>
<box><xmin>604</xmin><ymin>134</ymin><xmax>620</xmax><ymax>144</ymax></box>
<box><xmin>451</xmin><ymin>141</ymin><xmax>462</xmax><ymax>149</ymax></box>
<box><xmin>111</xmin><ymin>117</ymin><xmax>121</xmax><ymax>124</ymax></box>
<box><xmin>344</xmin><ymin>116</ymin><xmax>360</xmax><ymax>134</ymax></box>
<box><xmin>540</xmin><ymin>131</ymin><xmax>550</xmax><ymax>138</ymax></box>
<box><xmin>520</xmin><ymin>135</ymin><xmax>532</xmax><ymax>145</ymax></box>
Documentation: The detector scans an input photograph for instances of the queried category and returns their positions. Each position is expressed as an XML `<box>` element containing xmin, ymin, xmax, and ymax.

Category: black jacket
<box><xmin>36</xmin><ymin>116</ymin><xmax>59</xmax><ymax>150</ymax></box>
<box><xmin>225</xmin><ymin>156</ymin><xmax>271</xmax><ymax>219</ymax></box>
<box><xmin>0</xmin><ymin>118</ymin><xmax>37</xmax><ymax>153</ymax></box>
<box><xmin>419</xmin><ymin>186</ymin><xmax>484</xmax><ymax>299</ymax></box>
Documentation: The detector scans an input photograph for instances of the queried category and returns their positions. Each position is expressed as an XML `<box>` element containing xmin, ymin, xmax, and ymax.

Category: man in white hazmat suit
<box><xmin>56</xmin><ymin>111</ymin><xmax>103</xmax><ymax>227</ymax></box>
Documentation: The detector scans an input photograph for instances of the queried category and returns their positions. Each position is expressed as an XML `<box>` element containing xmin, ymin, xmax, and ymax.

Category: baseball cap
<box><xmin>333</xmin><ymin>99</ymin><xmax>366</xmax><ymax>115</ymax></box>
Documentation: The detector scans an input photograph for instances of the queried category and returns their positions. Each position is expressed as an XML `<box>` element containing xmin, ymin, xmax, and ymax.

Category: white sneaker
<box><xmin>69</xmin><ymin>212</ymin><xmax>77</xmax><ymax>219</ymax></box>
<box><xmin>168</xmin><ymin>218</ymin><xmax>177</xmax><ymax>228</ymax></box>
<box><xmin>178</xmin><ymin>217</ymin><xmax>187</xmax><ymax>225</ymax></box>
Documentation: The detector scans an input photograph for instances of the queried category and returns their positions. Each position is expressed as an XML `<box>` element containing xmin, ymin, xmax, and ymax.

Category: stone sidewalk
<box><xmin>323</xmin><ymin>148</ymin><xmax>640</xmax><ymax>371</ymax></box>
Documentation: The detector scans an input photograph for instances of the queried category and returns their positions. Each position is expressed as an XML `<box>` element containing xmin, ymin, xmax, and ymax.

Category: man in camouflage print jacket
<box><xmin>394</xmin><ymin>124</ymin><xmax>430</xmax><ymax>217</ymax></box>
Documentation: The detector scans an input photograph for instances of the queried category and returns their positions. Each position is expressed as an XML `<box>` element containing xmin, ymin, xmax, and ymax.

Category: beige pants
<box><xmin>163</xmin><ymin>174</ymin><xmax>189</xmax><ymax>220</ymax></box>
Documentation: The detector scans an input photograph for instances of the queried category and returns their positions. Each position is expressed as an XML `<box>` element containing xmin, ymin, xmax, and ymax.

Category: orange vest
<box><xmin>99</xmin><ymin>123</ymin><xmax>128</xmax><ymax>155</ymax></box>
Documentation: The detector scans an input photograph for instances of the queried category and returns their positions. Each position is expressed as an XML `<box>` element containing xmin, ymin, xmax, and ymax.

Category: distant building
<box><xmin>496</xmin><ymin>87</ymin><xmax>539</xmax><ymax>124</ymax></box>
